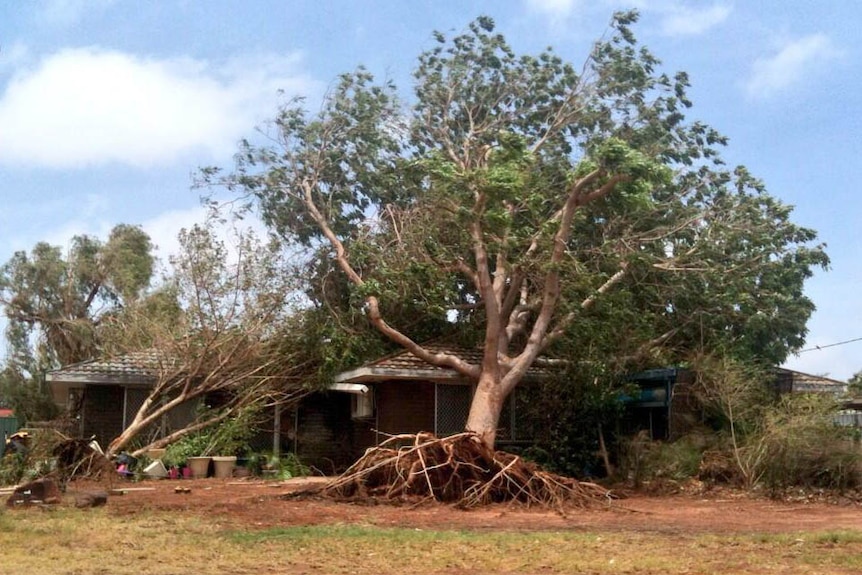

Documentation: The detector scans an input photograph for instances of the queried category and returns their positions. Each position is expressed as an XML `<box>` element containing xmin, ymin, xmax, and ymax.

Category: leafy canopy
<box><xmin>0</xmin><ymin>224</ymin><xmax>154</xmax><ymax>369</ymax></box>
<box><xmin>207</xmin><ymin>11</ymin><xmax>826</xmax><ymax>395</ymax></box>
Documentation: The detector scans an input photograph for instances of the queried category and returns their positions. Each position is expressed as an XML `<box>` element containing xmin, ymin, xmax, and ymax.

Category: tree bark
<box><xmin>464</xmin><ymin>372</ymin><xmax>506</xmax><ymax>449</ymax></box>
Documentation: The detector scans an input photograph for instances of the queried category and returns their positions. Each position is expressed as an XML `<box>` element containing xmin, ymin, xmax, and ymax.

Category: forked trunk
<box><xmin>464</xmin><ymin>372</ymin><xmax>506</xmax><ymax>450</ymax></box>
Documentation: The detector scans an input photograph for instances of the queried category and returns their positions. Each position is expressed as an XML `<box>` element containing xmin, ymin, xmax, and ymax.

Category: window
<box><xmin>435</xmin><ymin>384</ymin><xmax>471</xmax><ymax>437</ymax></box>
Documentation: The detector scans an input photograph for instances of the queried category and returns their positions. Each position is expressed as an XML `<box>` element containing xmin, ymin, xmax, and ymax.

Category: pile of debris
<box><xmin>317</xmin><ymin>432</ymin><xmax>611</xmax><ymax>509</ymax></box>
<box><xmin>1</xmin><ymin>431</ymin><xmax>116</xmax><ymax>493</ymax></box>
<box><xmin>4</xmin><ymin>478</ymin><xmax>62</xmax><ymax>507</ymax></box>
<box><xmin>53</xmin><ymin>438</ymin><xmax>115</xmax><ymax>483</ymax></box>
<box><xmin>2</xmin><ymin>436</ymin><xmax>119</xmax><ymax>508</ymax></box>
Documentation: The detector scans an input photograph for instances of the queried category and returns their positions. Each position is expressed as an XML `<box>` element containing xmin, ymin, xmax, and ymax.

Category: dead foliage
<box><xmin>312</xmin><ymin>432</ymin><xmax>611</xmax><ymax>509</ymax></box>
<box><xmin>698</xmin><ymin>450</ymin><xmax>744</xmax><ymax>487</ymax></box>
<box><xmin>53</xmin><ymin>439</ymin><xmax>115</xmax><ymax>486</ymax></box>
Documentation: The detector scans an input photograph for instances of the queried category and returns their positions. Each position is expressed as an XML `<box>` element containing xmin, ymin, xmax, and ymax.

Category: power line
<box><xmin>798</xmin><ymin>336</ymin><xmax>862</xmax><ymax>354</ymax></box>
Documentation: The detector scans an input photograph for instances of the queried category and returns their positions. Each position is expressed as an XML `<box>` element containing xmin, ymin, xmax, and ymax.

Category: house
<box><xmin>45</xmin><ymin>343</ymin><xmax>531</xmax><ymax>467</ymax></box>
<box><xmin>46</xmin><ymin>351</ymin><xmax>300</xmax><ymax>456</ymax></box>
<box><xmin>288</xmin><ymin>349</ymin><xmax>851</xmax><ymax>470</ymax></box>
<box><xmin>774</xmin><ymin>368</ymin><xmax>848</xmax><ymax>395</ymax></box>
<box><xmin>623</xmin><ymin>367</ymin><xmax>849</xmax><ymax>440</ymax></box>
<box><xmin>46</xmin><ymin>343</ymin><xmax>849</xmax><ymax>469</ymax></box>
<box><xmin>288</xmin><ymin>343</ymin><xmax>545</xmax><ymax>471</ymax></box>
<box><xmin>45</xmin><ymin>351</ymin><xmax>197</xmax><ymax>449</ymax></box>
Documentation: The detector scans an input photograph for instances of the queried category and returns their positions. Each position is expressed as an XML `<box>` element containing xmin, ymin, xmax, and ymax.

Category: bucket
<box><xmin>212</xmin><ymin>456</ymin><xmax>237</xmax><ymax>479</ymax></box>
<box><xmin>143</xmin><ymin>460</ymin><xmax>168</xmax><ymax>479</ymax></box>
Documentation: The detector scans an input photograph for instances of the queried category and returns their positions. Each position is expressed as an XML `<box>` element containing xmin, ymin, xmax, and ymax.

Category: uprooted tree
<box><xmin>102</xmin><ymin>219</ymin><xmax>310</xmax><ymax>458</ymax></box>
<box><xmin>207</xmin><ymin>11</ymin><xmax>827</xmax><ymax>451</ymax></box>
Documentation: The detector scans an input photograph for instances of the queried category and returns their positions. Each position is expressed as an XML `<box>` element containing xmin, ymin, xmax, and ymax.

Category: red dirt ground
<box><xmin>67</xmin><ymin>477</ymin><xmax>862</xmax><ymax>534</ymax></box>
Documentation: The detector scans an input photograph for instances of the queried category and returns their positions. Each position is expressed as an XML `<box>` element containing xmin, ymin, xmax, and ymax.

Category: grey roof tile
<box><xmin>47</xmin><ymin>350</ymin><xmax>165</xmax><ymax>383</ymax></box>
<box><xmin>336</xmin><ymin>342</ymin><xmax>549</xmax><ymax>383</ymax></box>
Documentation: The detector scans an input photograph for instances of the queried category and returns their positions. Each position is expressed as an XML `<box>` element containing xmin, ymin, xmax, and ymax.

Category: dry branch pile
<box><xmin>53</xmin><ymin>439</ymin><xmax>115</xmax><ymax>484</ymax></box>
<box><xmin>318</xmin><ymin>432</ymin><xmax>611</xmax><ymax>509</ymax></box>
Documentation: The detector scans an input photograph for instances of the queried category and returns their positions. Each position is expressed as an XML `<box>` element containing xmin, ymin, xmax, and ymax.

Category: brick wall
<box><xmin>83</xmin><ymin>385</ymin><xmax>124</xmax><ymax>448</ymax></box>
<box><xmin>294</xmin><ymin>392</ymin><xmax>377</xmax><ymax>473</ymax></box>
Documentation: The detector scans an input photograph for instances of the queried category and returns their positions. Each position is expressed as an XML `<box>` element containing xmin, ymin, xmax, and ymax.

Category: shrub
<box><xmin>756</xmin><ymin>395</ymin><xmax>862</xmax><ymax>493</ymax></box>
<box><xmin>266</xmin><ymin>452</ymin><xmax>310</xmax><ymax>479</ymax></box>
<box><xmin>0</xmin><ymin>429</ymin><xmax>62</xmax><ymax>486</ymax></box>
<box><xmin>162</xmin><ymin>405</ymin><xmax>264</xmax><ymax>468</ymax></box>
<box><xmin>621</xmin><ymin>432</ymin><xmax>704</xmax><ymax>487</ymax></box>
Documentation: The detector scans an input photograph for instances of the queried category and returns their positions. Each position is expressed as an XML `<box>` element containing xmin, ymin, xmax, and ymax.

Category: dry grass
<box><xmin>1</xmin><ymin>506</ymin><xmax>862</xmax><ymax>574</ymax></box>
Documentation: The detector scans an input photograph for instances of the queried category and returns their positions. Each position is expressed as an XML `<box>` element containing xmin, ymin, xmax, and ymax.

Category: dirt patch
<box><xmin>63</xmin><ymin>477</ymin><xmax>862</xmax><ymax>535</ymax></box>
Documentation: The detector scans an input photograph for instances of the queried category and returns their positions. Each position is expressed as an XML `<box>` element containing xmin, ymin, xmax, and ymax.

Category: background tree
<box><xmin>0</xmin><ymin>224</ymin><xmax>154</xmax><ymax>423</ymax></box>
<box><xmin>0</xmin><ymin>224</ymin><xmax>154</xmax><ymax>367</ymax></box>
<box><xmin>847</xmin><ymin>370</ymin><xmax>862</xmax><ymax>396</ymax></box>
<box><xmin>208</xmin><ymin>12</ymin><xmax>827</xmax><ymax>449</ymax></box>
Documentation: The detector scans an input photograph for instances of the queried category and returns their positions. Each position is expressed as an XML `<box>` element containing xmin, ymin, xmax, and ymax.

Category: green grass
<box><xmin>2</xmin><ymin>508</ymin><xmax>862</xmax><ymax>574</ymax></box>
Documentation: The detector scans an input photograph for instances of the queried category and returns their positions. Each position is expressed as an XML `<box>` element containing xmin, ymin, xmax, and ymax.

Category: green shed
<box><xmin>1</xmin><ymin>409</ymin><xmax>20</xmax><ymax>456</ymax></box>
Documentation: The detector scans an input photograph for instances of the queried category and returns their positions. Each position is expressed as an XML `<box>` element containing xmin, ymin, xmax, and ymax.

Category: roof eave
<box><xmin>46</xmin><ymin>373</ymin><xmax>156</xmax><ymax>386</ymax></box>
<box><xmin>335</xmin><ymin>366</ymin><xmax>465</xmax><ymax>384</ymax></box>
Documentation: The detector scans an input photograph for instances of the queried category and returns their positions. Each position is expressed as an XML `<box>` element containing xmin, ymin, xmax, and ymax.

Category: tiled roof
<box><xmin>775</xmin><ymin>367</ymin><xmax>848</xmax><ymax>394</ymax></box>
<box><xmin>0</xmin><ymin>408</ymin><xmax>14</xmax><ymax>418</ymax></box>
<box><xmin>46</xmin><ymin>350</ymin><xmax>165</xmax><ymax>384</ymax></box>
<box><xmin>367</xmin><ymin>343</ymin><xmax>484</xmax><ymax>371</ymax></box>
<box><xmin>336</xmin><ymin>343</ymin><xmax>548</xmax><ymax>384</ymax></box>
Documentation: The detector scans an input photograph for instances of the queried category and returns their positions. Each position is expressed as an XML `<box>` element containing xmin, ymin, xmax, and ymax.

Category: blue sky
<box><xmin>0</xmin><ymin>0</ymin><xmax>858</xmax><ymax>379</ymax></box>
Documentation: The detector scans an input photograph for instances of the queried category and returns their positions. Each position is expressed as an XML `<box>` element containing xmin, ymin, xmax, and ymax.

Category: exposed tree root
<box><xmin>52</xmin><ymin>439</ymin><xmax>116</xmax><ymax>488</ymax></box>
<box><xmin>315</xmin><ymin>432</ymin><xmax>612</xmax><ymax>509</ymax></box>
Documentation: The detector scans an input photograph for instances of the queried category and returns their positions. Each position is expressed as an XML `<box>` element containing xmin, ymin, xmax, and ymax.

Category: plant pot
<box><xmin>147</xmin><ymin>448</ymin><xmax>167</xmax><ymax>461</ymax></box>
<box><xmin>187</xmin><ymin>456</ymin><xmax>212</xmax><ymax>478</ymax></box>
<box><xmin>182</xmin><ymin>466</ymin><xmax>192</xmax><ymax>479</ymax></box>
<box><xmin>212</xmin><ymin>456</ymin><xmax>237</xmax><ymax>479</ymax></box>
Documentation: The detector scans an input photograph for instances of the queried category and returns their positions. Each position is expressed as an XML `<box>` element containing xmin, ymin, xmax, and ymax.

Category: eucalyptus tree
<box><xmin>0</xmin><ymin>224</ymin><xmax>155</xmax><ymax>369</ymax></box>
<box><xmin>209</xmin><ymin>12</ymin><xmax>827</xmax><ymax>449</ymax></box>
<box><xmin>0</xmin><ymin>224</ymin><xmax>154</xmax><ymax>422</ymax></box>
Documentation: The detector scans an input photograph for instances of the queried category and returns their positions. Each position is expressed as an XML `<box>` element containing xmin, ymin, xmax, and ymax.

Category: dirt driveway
<box><xmin>78</xmin><ymin>477</ymin><xmax>862</xmax><ymax>534</ymax></box>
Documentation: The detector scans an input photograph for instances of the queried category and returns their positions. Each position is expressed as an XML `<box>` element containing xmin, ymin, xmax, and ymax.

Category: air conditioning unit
<box><xmin>351</xmin><ymin>392</ymin><xmax>374</xmax><ymax>420</ymax></box>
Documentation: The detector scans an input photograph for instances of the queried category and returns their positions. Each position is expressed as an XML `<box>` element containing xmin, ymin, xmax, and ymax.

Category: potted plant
<box><xmin>164</xmin><ymin>432</ymin><xmax>212</xmax><ymax>478</ymax></box>
<box><xmin>163</xmin><ymin>406</ymin><xmax>261</xmax><ymax>479</ymax></box>
<box><xmin>205</xmin><ymin>407</ymin><xmax>260</xmax><ymax>478</ymax></box>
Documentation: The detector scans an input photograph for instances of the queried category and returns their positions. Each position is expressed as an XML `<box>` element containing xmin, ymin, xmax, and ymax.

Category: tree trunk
<box><xmin>464</xmin><ymin>373</ymin><xmax>506</xmax><ymax>450</ymax></box>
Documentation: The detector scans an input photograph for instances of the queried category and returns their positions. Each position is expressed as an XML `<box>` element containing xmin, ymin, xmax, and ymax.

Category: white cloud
<box><xmin>140</xmin><ymin>203</ymin><xmax>271</xmax><ymax>275</ymax></box>
<box><xmin>15</xmin><ymin>194</ymin><xmax>115</xmax><ymax>256</ymax></box>
<box><xmin>0</xmin><ymin>48</ymin><xmax>318</xmax><ymax>169</ymax></box>
<box><xmin>140</xmin><ymin>205</ymin><xmax>210</xmax><ymax>267</ymax></box>
<box><xmin>659</xmin><ymin>3</ymin><xmax>731</xmax><ymax>36</ymax></box>
<box><xmin>745</xmin><ymin>34</ymin><xmax>841</xmax><ymax>99</ymax></box>
<box><xmin>526</xmin><ymin>1</ymin><xmax>729</xmax><ymax>35</ymax></box>
<box><xmin>525</xmin><ymin>0</ymin><xmax>579</xmax><ymax>18</ymax></box>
